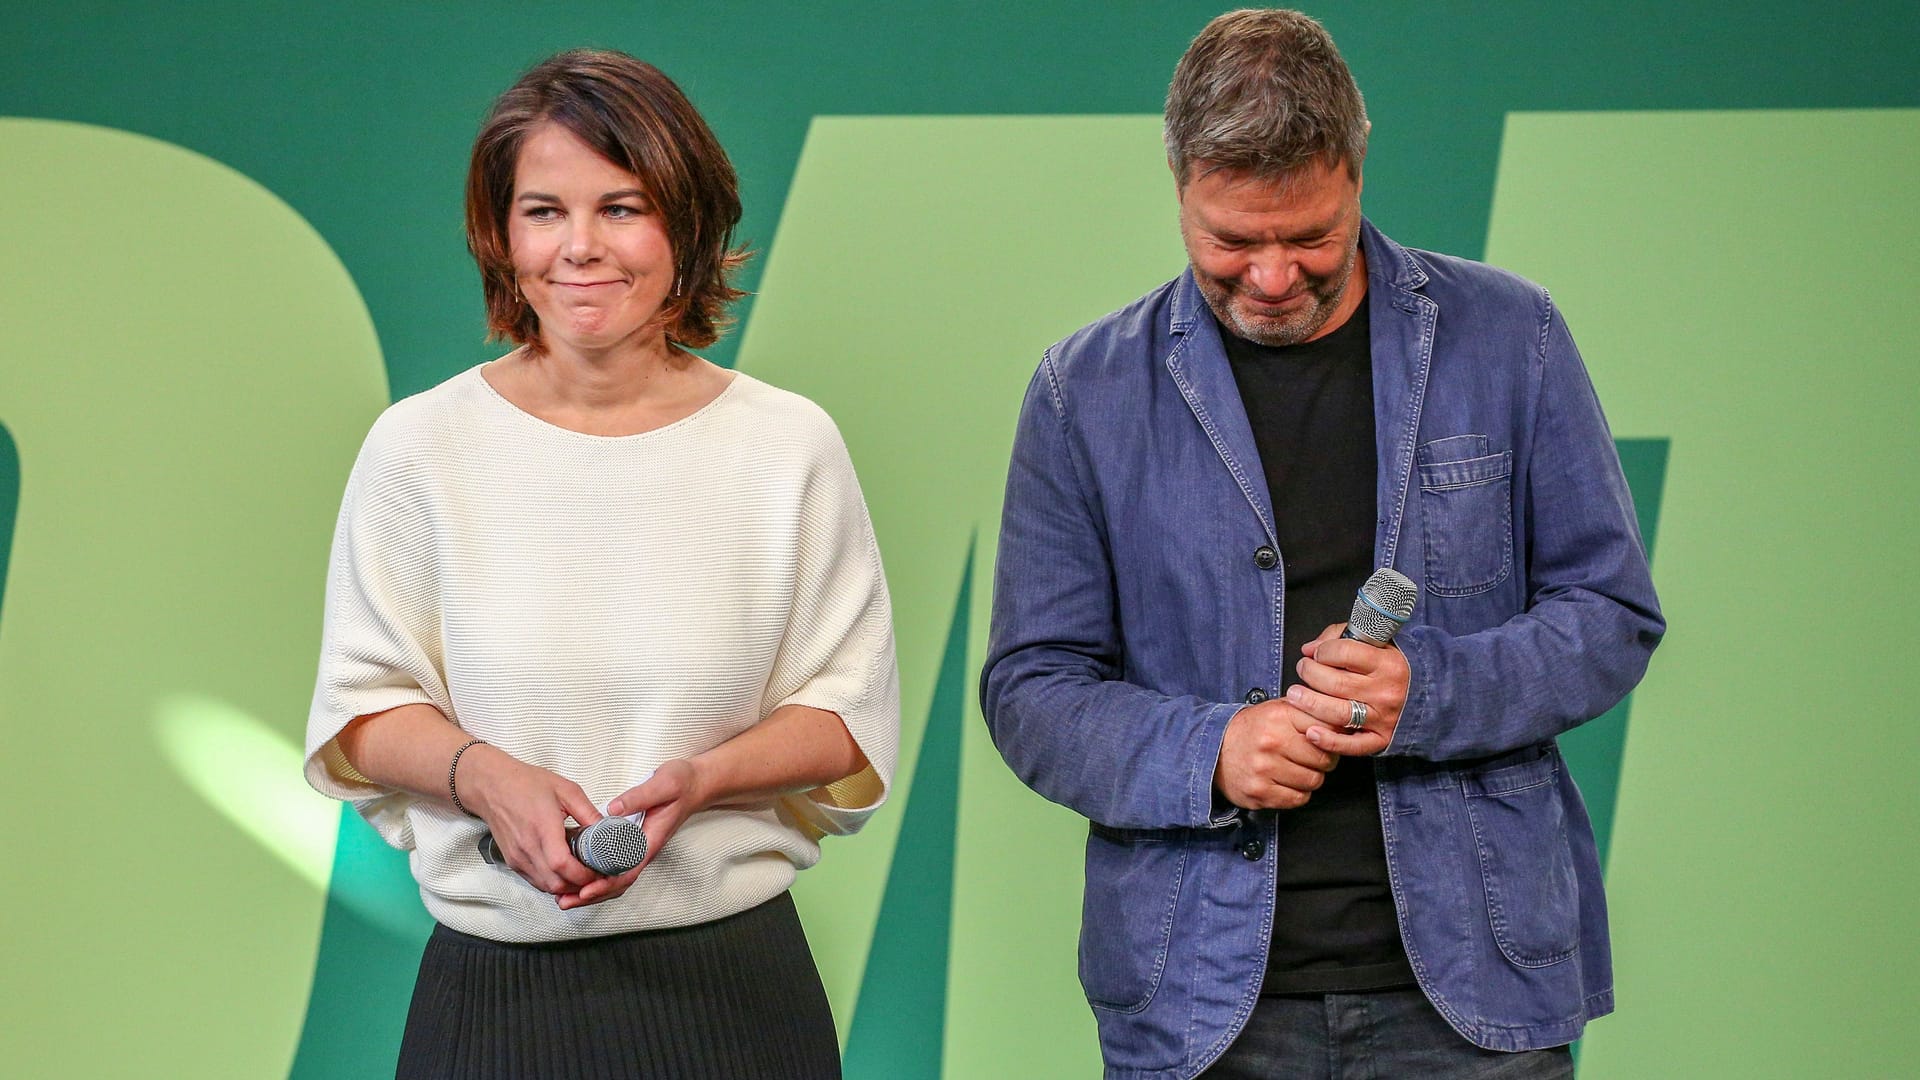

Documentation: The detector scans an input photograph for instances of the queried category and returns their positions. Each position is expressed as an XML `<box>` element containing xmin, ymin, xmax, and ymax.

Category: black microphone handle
<box><xmin>475</xmin><ymin>825</ymin><xmax>588</xmax><ymax>866</ymax></box>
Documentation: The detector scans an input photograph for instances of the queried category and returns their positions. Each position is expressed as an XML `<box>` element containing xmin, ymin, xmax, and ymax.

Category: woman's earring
<box><xmin>673</xmin><ymin>272</ymin><xmax>683</xmax><ymax>298</ymax></box>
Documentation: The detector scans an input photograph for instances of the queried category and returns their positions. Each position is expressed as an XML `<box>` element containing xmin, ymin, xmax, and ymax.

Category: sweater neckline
<box><xmin>466</xmin><ymin>362</ymin><xmax>749</xmax><ymax>444</ymax></box>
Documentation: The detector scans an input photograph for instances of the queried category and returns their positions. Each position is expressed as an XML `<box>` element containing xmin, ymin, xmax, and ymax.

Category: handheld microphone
<box><xmin>477</xmin><ymin>810</ymin><xmax>649</xmax><ymax>875</ymax></box>
<box><xmin>1342</xmin><ymin>568</ymin><xmax>1418</xmax><ymax>645</ymax></box>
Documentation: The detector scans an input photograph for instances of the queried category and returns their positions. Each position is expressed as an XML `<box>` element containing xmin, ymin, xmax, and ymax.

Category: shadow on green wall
<box><xmin>843</xmin><ymin>541</ymin><xmax>973</xmax><ymax>1079</ymax></box>
<box><xmin>0</xmin><ymin>423</ymin><xmax>15</xmax><ymax>622</ymax></box>
<box><xmin>289</xmin><ymin>813</ymin><xmax>433</xmax><ymax>1077</ymax></box>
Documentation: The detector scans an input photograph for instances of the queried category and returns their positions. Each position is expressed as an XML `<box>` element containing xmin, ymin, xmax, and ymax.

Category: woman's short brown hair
<box><xmin>465</xmin><ymin>49</ymin><xmax>749</xmax><ymax>351</ymax></box>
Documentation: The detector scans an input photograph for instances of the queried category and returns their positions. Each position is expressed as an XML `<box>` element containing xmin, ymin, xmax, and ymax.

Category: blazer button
<box><xmin>1244</xmin><ymin>688</ymin><xmax>1268</xmax><ymax>704</ymax></box>
<box><xmin>1238</xmin><ymin>837</ymin><xmax>1266</xmax><ymax>860</ymax></box>
<box><xmin>1253</xmin><ymin>545</ymin><xmax>1279</xmax><ymax>570</ymax></box>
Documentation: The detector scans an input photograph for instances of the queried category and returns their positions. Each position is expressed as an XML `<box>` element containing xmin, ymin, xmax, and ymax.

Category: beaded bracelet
<box><xmin>448</xmin><ymin>737</ymin><xmax>484</xmax><ymax>816</ymax></box>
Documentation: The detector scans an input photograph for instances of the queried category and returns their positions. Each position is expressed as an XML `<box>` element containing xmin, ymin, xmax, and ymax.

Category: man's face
<box><xmin>1177</xmin><ymin>158</ymin><xmax>1366</xmax><ymax>346</ymax></box>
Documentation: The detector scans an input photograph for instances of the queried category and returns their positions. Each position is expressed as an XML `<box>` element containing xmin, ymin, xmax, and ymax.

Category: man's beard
<box><xmin>1195</xmin><ymin>236</ymin><xmax>1361</xmax><ymax>347</ymax></box>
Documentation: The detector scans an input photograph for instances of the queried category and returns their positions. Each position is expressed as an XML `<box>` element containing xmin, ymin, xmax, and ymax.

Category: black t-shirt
<box><xmin>1219</xmin><ymin>293</ymin><xmax>1416</xmax><ymax>994</ymax></box>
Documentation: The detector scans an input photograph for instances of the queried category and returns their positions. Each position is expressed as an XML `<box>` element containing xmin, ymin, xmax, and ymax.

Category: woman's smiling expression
<box><xmin>509</xmin><ymin>122</ymin><xmax>676</xmax><ymax>357</ymax></box>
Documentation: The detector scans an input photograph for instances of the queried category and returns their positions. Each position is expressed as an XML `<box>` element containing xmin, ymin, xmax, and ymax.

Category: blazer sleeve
<box><xmin>1387</xmin><ymin>298</ymin><xmax>1665</xmax><ymax>762</ymax></box>
<box><xmin>980</xmin><ymin>355</ymin><xmax>1241</xmax><ymax>831</ymax></box>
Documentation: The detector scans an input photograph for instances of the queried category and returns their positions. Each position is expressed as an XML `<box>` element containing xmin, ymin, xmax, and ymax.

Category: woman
<box><xmin>303</xmin><ymin>49</ymin><xmax>899</xmax><ymax>1078</ymax></box>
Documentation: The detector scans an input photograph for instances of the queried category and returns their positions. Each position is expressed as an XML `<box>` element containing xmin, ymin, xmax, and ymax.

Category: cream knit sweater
<box><xmin>305</xmin><ymin>366</ymin><xmax>899</xmax><ymax>943</ymax></box>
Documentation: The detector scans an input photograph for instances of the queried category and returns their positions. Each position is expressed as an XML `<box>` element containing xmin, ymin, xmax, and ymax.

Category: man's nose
<box><xmin>1243</xmin><ymin>254</ymin><xmax>1298</xmax><ymax>299</ymax></box>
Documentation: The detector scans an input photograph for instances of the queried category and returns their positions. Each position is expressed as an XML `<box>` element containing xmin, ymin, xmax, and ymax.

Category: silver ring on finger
<box><xmin>1345</xmin><ymin>698</ymin><xmax>1368</xmax><ymax>733</ymax></box>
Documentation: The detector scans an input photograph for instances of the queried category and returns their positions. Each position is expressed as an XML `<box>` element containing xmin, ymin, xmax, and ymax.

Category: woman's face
<box><xmin>508</xmin><ymin>121</ymin><xmax>675</xmax><ymax>357</ymax></box>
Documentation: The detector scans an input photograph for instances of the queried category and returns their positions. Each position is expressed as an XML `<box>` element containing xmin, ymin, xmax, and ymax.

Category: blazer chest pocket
<box><xmin>1416</xmin><ymin>437</ymin><xmax>1513</xmax><ymax>597</ymax></box>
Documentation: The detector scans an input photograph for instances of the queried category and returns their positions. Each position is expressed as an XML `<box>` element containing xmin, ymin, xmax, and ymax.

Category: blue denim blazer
<box><xmin>981</xmin><ymin>221</ymin><xmax>1663</xmax><ymax>1079</ymax></box>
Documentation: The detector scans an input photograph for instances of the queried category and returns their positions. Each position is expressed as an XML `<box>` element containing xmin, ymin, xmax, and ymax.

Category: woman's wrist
<box><xmin>448</xmin><ymin>737</ymin><xmax>486</xmax><ymax>816</ymax></box>
<box><xmin>675</xmin><ymin>755</ymin><xmax>720</xmax><ymax>814</ymax></box>
<box><xmin>452</xmin><ymin>742</ymin><xmax>515</xmax><ymax>819</ymax></box>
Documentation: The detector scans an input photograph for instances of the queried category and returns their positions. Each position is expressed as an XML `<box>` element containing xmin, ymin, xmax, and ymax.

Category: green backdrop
<box><xmin>3</xmin><ymin>4</ymin><xmax>1916</xmax><ymax>1077</ymax></box>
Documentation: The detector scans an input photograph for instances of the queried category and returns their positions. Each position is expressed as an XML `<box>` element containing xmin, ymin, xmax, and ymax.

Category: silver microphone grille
<box><xmin>574</xmin><ymin>815</ymin><xmax>648</xmax><ymax>875</ymax></box>
<box><xmin>1347</xmin><ymin>568</ymin><xmax>1419</xmax><ymax>645</ymax></box>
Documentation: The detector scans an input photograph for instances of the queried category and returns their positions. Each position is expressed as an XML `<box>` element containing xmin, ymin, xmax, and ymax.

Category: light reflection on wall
<box><xmin>153</xmin><ymin>693</ymin><xmax>420</xmax><ymax>939</ymax></box>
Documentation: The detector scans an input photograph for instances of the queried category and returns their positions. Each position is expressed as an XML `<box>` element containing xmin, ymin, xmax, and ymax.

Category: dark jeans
<box><xmin>1202</xmin><ymin>988</ymin><xmax>1574</xmax><ymax>1079</ymax></box>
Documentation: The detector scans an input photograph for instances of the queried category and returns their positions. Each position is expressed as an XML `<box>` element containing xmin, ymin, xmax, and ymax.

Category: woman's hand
<box><xmin>607</xmin><ymin>759</ymin><xmax>707</xmax><ymax>875</ymax></box>
<box><xmin>588</xmin><ymin>706</ymin><xmax>867</xmax><ymax>899</ymax></box>
<box><xmin>458</xmin><ymin>745</ymin><xmax>605</xmax><ymax>898</ymax></box>
<box><xmin>552</xmin><ymin>760</ymin><xmax>707</xmax><ymax>910</ymax></box>
<box><xmin>553</xmin><ymin>858</ymin><xmax>640</xmax><ymax>911</ymax></box>
<box><xmin>331</xmin><ymin>706</ymin><xmax>635</xmax><ymax>909</ymax></box>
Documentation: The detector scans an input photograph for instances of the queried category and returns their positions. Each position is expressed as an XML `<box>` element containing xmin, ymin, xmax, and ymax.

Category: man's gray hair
<box><xmin>1164</xmin><ymin>9</ymin><xmax>1369</xmax><ymax>186</ymax></box>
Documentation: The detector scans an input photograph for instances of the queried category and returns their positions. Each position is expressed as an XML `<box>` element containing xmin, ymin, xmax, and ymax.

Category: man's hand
<box><xmin>1288</xmin><ymin>622</ymin><xmax>1412</xmax><ymax>757</ymax></box>
<box><xmin>1213</xmin><ymin>698</ymin><xmax>1340</xmax><ymax>810</ymax></box>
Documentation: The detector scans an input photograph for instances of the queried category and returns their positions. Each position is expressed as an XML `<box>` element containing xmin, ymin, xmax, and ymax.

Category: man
<box><xmin>980</xmin><ymin>9</ymin><xmax>1663</xmax><ymax>1079</ymax></box>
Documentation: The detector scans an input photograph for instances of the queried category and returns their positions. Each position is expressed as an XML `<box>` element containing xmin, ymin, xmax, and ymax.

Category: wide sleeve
<box><xmin>302</xmin><ymin>427</ymin><xmax>454</xmax><ymax>849</ymax></box>
<box><xmin>1386</xmin><ymin>297</ymin><xmax>1665</xmax><ymax>761</ymax></box>
<box><xmin>979</xmin><ymin>356</ymin><xmax>1242</xmax><ymax>831</ymax></box>
<box><xmin>761</xmin><ymin>420</ymin><xmax>901</xmax><ymax>838</ymax></box>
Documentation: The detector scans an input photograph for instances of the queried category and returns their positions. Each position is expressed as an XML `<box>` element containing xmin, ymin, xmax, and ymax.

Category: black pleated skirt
<box><xmin>395</xmin><ymin>892</ymin><xmax>841</xmax><ymax>1079</ymax></box>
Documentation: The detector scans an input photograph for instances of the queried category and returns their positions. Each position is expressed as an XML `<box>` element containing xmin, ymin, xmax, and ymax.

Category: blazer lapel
<box><xmin>1166</xmin><ymin>269</ymin><xmax>1278</xmax><ymax>546</ymax></box>
<box><xmin>1361</xmin><ymin>219</ymin><xmax>1437</xmax><ymax>574</ymax></box>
